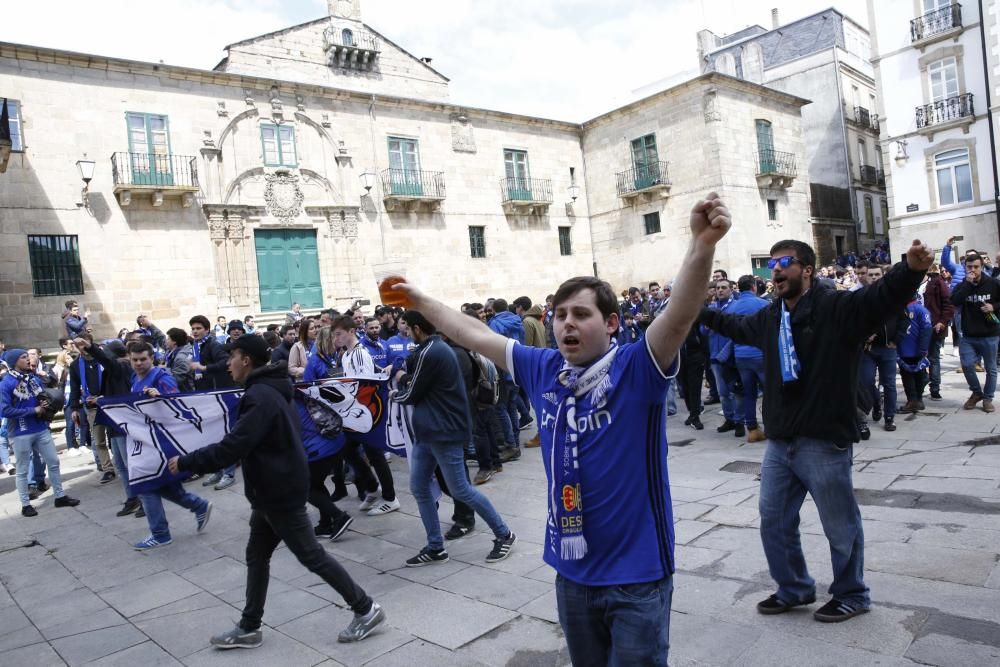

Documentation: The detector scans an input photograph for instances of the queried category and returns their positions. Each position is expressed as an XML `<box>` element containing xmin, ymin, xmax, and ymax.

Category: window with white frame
<box><xmin>2</xmin><ymin>98</ymin><xmax>23</xmax><ymax>151</ymax></box>
<box><xmin>935</xmin><ymin>148</ymin><xmax>973</xmax><ymax>206</ymax></box>
<box><xmin>928</xmin><ymin>58</ymin><xmax>959</xmax><ymax>101</ymax></box>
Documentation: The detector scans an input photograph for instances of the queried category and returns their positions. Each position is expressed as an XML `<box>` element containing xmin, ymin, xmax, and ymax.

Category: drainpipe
<box><xmin>367</xmin><ymin>94</ymin><xmax>387</xmax><ymax>259</ymax></box>
<box><xmin>977</xmin><ymin>0</ymin><xmax>1000</xmax><ymax>242</ymax></box>
<box><xmin>578</xmin><ymin>130</ymin><xmax>599</xmax><ymax>278</ymax></box>
<box><xmin>833</xmin><ymin>48</ymin><xmax>861</xmax><ymax>253</ymax></box>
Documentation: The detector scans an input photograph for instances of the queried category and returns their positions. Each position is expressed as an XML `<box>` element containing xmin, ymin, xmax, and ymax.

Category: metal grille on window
<box><xmin>558</xmin><ymin>227</ymin><xmax>572</xmax><ymax>256</ymax></box>
<box><xmin>643</xmin><ymin>212</ymin><xmax>661</xmax><ymax>235</ymax></box>
<box><xmin>767</xmin><ymin>199</ymin><xmax>778</xmax><ymax>221</ymax></box>
<box><xmin>469</xmin><ymin>226</ymin><xmax>486</xmax><ymax>258</ymax></box>
<box><xmin>27</xmin><ymin>235</ymin><xmax>83</xmax><ymax>297</ymax></box>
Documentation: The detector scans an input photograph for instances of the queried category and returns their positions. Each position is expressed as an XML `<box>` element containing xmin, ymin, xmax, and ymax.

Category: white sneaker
<box><xmin>359</xmin><ymin>492</ymin><xmax>381</xmax><ymax>512</ymax></box>
<box><xmin>367</xmin><ymin>497</ymin><xmax>400</xmax><ymax>516</ymax></box>
<box><xmin>68</xmin><ymin>448</ymin><xmax>82</xmax><ymax>457</ymax></box>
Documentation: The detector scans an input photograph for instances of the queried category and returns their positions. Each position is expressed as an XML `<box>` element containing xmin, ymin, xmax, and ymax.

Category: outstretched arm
<box><xmin>644</xmin><ymin>193</ymin><xmax>731</xmax><ymax>370</ymax></box>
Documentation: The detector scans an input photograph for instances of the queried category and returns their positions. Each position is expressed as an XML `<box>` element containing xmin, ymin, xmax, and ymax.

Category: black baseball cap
<box><xmin>226</xmin><ymin>335</ymin><xmax>269</xmax><ymax>365</ymax></box>
<box><xmin>227</xmin><ymin>319</ymin><xmax>246</xmax><ymax>333</ymax></box>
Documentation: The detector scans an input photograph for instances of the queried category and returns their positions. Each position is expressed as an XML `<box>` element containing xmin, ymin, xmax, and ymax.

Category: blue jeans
<box><xmin>139</xmin><ymin>481</ymin><xmax>209</xmax><ymax>542</ymax></box>
<box><xmin>12</xmin><ymin>430</ymin><xmax>66</xmax><ymax>506</ymax></box>
<box><xmin>0</xmin><ymin>435</ymin><xmax>9</xmax><ymax>466</ymax></box>
<box><xmin>409</xmin><ymin>439</ymin><xmax>509</xmax><ymax>551</ymax></box>
<box><xmin>860</xmin><ymin>345</ymin><xmax>897</xmax><ymax>420</ymax></box>
<box><xmin>27</xmin><ymin>447</ymin><xmax>45</xmax><ymax>487</ymax></box>
<box><xmin>959</xmin><ymin>335</ymin><xmax>999</xmax><ymax>399</ymax></box>
<box><xmin>555</xmin><ymin>573</ymin><xmax>672</xmax><ymax>667</ymax></box>
<box><xmin>759</xmin><ymin>438</ymin><xmax>869</xmax><ymax>608</ymax></box>
<box><xmin>495</xmin><ymin>381</ymin><xmax>516</xmax><ymax>447</ymax></box>
<box><xmin>109</xmin><ymin>435</ymin><xmax>134</xmax><ymax>499</ymax></box>
<box><xmin>928</xmin><ymin>336</ymin><xmax>943</xmax><ymax>393</ymax></box>
<box><xmin>710</xmin><ymin>363</ymin><xmax>742</xmax><ymax>423</ymax></box>
<box><xmin>502</xmin><ymin>380</ymin><xmax>520</xmax><ymax>441</ymax></box>
<box><xmin>736</xmin><ymin>356</ymin><xmax>765</xmax><ymax>428</ymax></box>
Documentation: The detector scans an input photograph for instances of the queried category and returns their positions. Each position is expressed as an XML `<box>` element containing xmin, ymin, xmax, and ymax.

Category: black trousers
<box><xmin>434</xmin><ymin>462</ymin><xmax>476</xmax><ymax>527</ymax></box>
<box><xmin>241</xmin><ymin>507</ymin><xmax>371</xmax><ymax>631</ymax></box>
<box><xmin>679</xmin><ymin>352</ymin><xmax>707</xmax><ymax>416</ymax></box>
<box><xmin>343</xmin><ymin>440</ymin><xmax>397</xmax><ymax>502</ymax></box>
<box><xmin>473</xmin><ymin>406</ymin><xmax>504</xmax><ymax>470</ymax></box>
<box><xmin>307</xmin><ymin>456</ymin><xmax>349</xmax><ymax>529</ymax></box>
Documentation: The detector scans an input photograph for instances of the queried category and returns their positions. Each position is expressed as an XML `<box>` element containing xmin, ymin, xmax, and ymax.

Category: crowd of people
<box><xmin>3</xmin><ymin>194</ymin><xmax>998</xmax><ymax>662</ymax></box>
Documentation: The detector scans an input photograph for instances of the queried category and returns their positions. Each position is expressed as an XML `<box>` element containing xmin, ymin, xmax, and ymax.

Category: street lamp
<box><xmin>76</xmin><ymin>155</ymin><xmax>96</xmax><ymax>210</ymax></box>
<box><xmin>359</xmin><ymin>169</ymin><xmax>377</xmax><ymax>193</ymax></box>
<box><xmin>568</xmin><ymin>183</ymin><xmax>580</xmax><ymax>203</ymax></box>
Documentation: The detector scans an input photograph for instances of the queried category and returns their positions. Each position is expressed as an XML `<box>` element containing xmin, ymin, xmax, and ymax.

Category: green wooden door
<box><xmin>504</xmin><ymin>149</ymin><xmax>531</xmax><ymax>200</ymax></box>
<box><xmin>127</xmin><ymin>112</ymin><xmax>174</xmax><ymax>186</ymax></box>
<box><xmin>388</xmin><ymin>137</ymin><xmax>423</xmax><ymax>196</ymax></box>
<box><xmin>751</xmin><ymin>257</ymin><xmax>771</xmax><ymax>279</ymax></box>
<box><xmin>756</xmin><ymin>120</ymin><xmax>775</xmax><ymax>174</ymax></box>
<box><xmin>630</xmin><ymin>134</ymin><xmax>659</xmax><ymax>189</ymax></box>
<box><xmin>254</xmin><ymin>229</ymin><xmax>323</xmax><ymax>313</ymax></box>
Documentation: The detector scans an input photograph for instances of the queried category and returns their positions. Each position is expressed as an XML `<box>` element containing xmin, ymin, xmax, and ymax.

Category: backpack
<box><xmin>467</xmin><ymin>350</ymin><xmax>499</xmax><ymax>407</ymax></box>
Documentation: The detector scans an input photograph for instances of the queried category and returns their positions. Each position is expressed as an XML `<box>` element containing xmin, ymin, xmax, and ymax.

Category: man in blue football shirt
<box><xmin>391</xmin><ymin>193</ymin><xmax>732</xmax><ymax>666</ymax></box>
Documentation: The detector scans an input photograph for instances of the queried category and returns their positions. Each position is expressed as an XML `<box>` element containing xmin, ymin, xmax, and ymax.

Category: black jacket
<box><xmin>177</xmin><ymin>362</ymin><xmax>308</xmax><ymax>512</ymax></box>
<box><xmin>193</xmin><ymin>336</ymin><xmax>233</xmax><ymax>391</ymax></box>
<box><xmin>446</xmin><ymin>339</ymin><xmax>477</xmax><ymax>408</ymax></box>
<box><xmin>394</xmin><ymin>335</ymin><xmax>473</xmax><ymax>445</ymax></box>
<box><xmin>69</xmin><ymin>356</ymin><xmax>104</xmax><ymax>408</ymax></box>
<box><xmin>699</xmin><ymin>261</ymin><xmax>925</xmax><ymax>447</ymax></box>
<box><xmin>950</xmin><ymin>275</ymin><xmax>1000</xmax><ymax>338</ymax></box>
<box><xmin>89</xmin><ymin>344</ymin><xmax>133</xmax><ymax>397</ymax></box>
<box><xmin>869</xmin><ymin>310</ymin><xmax>906</xmax><ymax>347</ymax></box>
<box><xmin>270</xmin><ymin>340</ymin><xmax>293</xmax><ymax>365</ymax></box>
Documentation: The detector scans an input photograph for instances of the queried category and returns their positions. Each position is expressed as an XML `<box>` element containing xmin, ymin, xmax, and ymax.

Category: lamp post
<box><xmin>568</xmin><ymin>183</ymin><xmax>580</xmax><ymax>203</ymax></box>
<box><xmin>76</xmin><ymin>156</ymin><xmax>96</xmax><ymax>210</ymax></box>
<box><xmin>359</xmin><ymin>169</ymin><xmax>377</xmax><ymax>194</ymax></box>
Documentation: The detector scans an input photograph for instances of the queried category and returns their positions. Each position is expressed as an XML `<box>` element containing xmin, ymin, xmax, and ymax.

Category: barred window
<box><xmin>469</xmin><ymin>226</ymin><xmax>486</xmax><ymax>258</ymax></box>
<box><xmin>643</xmin><ymin>212</ymin><xmax>661</xmax><ymax>235</ymax></box>
<box><xmin>558</xmin><ymin>226</ymin><xmax>572</xmax><ymax>256</ymax></box>
<box><xmin>27</xmin><ymin>235</ymin><xmax>83</xmax><ymax>296</ymax></box>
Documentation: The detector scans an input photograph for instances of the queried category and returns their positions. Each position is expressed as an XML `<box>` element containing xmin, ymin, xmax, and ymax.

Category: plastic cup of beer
<box><xmin>374</xmin><ymin>261</ymin><xmax>409</xmax><ymax>307</ymax></box>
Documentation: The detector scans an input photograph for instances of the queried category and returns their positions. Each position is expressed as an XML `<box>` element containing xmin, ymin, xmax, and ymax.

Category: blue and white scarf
<box><xmin>778</xmin><ymin>300</ymin><xmax>801</xmax><ymax>383</ymax></box>
<box><xmin>549</xmin><ymin>342</ymin><xmax>618</xmax><ymax>561</ymax></box>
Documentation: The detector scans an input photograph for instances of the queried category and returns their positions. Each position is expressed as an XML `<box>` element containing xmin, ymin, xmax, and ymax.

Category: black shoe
<box><xmin>859</xmin><ymin>423</ymin><xmax>871</xmax><ymax>441</ymax></box>
<box><xmin>331</xmin><ymin>485</ymin><xmax>349</xmax><ymax>502</ymax></box>
<box><xmin>485</xmin><ymin>532</ymin><xmax>517</xmax><ymax>563</ymax></box>
<box><xmin>756</xmin><ymin>593</ymin><xmax>816</xmax><ymax>615</ymax></box>
<box><xmin>717</xmin><ymin>419</ymin><xmax>736</xmax><ymax>433</ymax></box>
<box><xmin>100</xmin><ymin>471</ymin><xmax>117</xmax><ymax>485</ymax></box>
<box><xmin>314</xmin><ymin>524</ymin><xmax>334</xmax><ymax>537</ymax></box>
<box><xmin>734</xmin><ymin>424</ymin><xmax>746</xmax><ymax>438</ymax></box>
<box><xmin>871</xmin><ymin>405</ymin><xmax>882</xmax><ymax>422</ymax></box>
<box><xmin>117</xmin><ymin>498</ymin><xmax>141</xmax><ymax>517</ymax></box>
<box><xmin>7</xmin><ymin>467</ymin><xmax>14</xmax><ymax>475</ymax></box>
<box><xmin>498</xmin><ymin>447</ymin><xmax>521</xmax><ymax>463</ymax></box>
<box><xmin>445</xmin><ymin>523</ymin><xmax>473</xmax><ymax>540</ymax></box>
<box><xmin>135</xmin><ymin>505</ymin><xmax>146</xmax><ymax>518</ymax></box>
<box><xmin>36</xmin><ymin>480</ymin><xmax>49</xmax><ymax>493</ymax></box>
<box><xmin>405</xmin><ymin>547</ymin><xmax>449</xmax><ymax>567</ymax></box>
<box><xmin>689</xmin><ymin>416</ymin><xmax>704</xmax><ymax>430</ymax></box>
<box><xmin>184</xmin><ymin>473</ymin><xmax>203</xmax><ymax>483</ymax></box>
<box><xmin>704</xmin><ymin>396</ymin><xmax>721</xmax><ymax>405</ymax></box>
<box><xmin>914</xmin><ymin>400</ymin><xmax>925</xmax><ymax>411</ymax></box>
<box><xmin>330</xmin><ymin>514</ymin><xmax>353</xmax><ymax>542</ymax></box>
<box><xmin>884</xmin><ymin>418</ymin><xmax>896</xmax><ymax>432</ymax></box>
<box><xmin>27</xmin><ymin>487</ymin><xmax>40</xmax><ymax>501</ymax></box>
<box><xmin>929</xmin><ymin>390</ymin><xmax>942</xmax><ymax>400</ymax></box>
<box><xmin>683</xmin><ymin>416</ymin><xmax>692</xmax><ymax>426</ymax></box>
<box><xmin>813</xmin><ymin>599</ymin><xmax>869</xmax><ymax>623</ymax></box>
<box><xmin>54</xmin><ymin>495</ymin><xmax>80</xmax><ymax>508</ymax></box>
<box><xmin>21</xmin><ymin>505</ymin><xmax>38</xmax><ymax>517</ymax></box>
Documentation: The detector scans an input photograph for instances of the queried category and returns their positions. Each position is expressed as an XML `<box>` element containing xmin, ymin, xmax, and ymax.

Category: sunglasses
<box><xmin>767</xmin><ymin>256</ymin><xmax>804</xmax><ymax>270</ymax></box>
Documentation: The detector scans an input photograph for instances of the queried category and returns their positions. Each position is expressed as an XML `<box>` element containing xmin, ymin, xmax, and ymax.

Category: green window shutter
<box><xmin>279</xmin><ymin>126</ymin><xmax>297</xmax><ymax>166</ymax></box>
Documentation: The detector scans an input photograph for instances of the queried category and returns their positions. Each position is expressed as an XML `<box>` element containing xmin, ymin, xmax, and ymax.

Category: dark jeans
<box><xmin>705</xmin><ymin>362</ymin><xmax>719</xmax><ymax>401</ymax></box>
<box><xmin>678</xmin><ymin>351</ymin><xmax>705</xmax><ymax>417</ymax></box>
<box><xmin>899</xmin><ymin>358</ymin><xmax>928</xmax><ymax>402</ymax></box>
<box><xmin>474</xmin><ymin>407</ymin><xmax>504</xmax><ymax>470</ymax></box>
<box><xmin>308</xmin><ymin>456</ymin><xmax>349</xmax><ymax>529</ymax></box>
<box><xmin>241</xmin><ymin>507</ymin><xmax>371</xmax><ymax>631</ymax></box>
<box><xmin>555</xmin><ymin>573</ymin><xmax>673</xmax><ymax>667</ymax></box>
<box><xmin>434</xmin><ymin>461</ymin><xmax>475</xmax><ymax>528</ymax></box>
<box><xmin>928</xmin><ymin>336</ymin><xmax>943</xmax><ymax>393</ymax></box>
<box><xmin>736</xmin><ymin>356</ymin><xmax>765</xmax><ymax>428</ymax></box>
<box><xmin>499</xmin><ymin>379</ymin><xmax>519</xmax><ymax>447</ymax></box>
<box><xmin>860</xmin><ymin>345</ymin><xmax>897</xmax><ymax>419</ymax></box>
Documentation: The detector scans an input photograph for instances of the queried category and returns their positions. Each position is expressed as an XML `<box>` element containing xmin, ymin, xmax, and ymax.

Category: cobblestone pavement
<box><xmin>1</xmin><ymin>348</ymin><xmax>999</xmax><ymax>666</ymax></box>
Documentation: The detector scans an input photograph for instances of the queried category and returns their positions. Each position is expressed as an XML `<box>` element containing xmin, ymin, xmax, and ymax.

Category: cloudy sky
<box><xmin>4</xmin><ymin>0</ymin><xmax>868</xmax><ymax>121</ymax></box>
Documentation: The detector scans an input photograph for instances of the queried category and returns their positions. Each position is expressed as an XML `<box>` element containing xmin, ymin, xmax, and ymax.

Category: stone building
<box><xmin>698</xmin><ymin>7</ymin><xmax>889</xmax><ymax>262</ymax></box>
<box><xmin>0</xmin><ymin>1</ymin><xmax>812</xmax><ymax>348</ymax></box>
<box><xmin>867</xmin><ymin>0</ymin><xmax>1000</xmax><ymax>255</ymax></box>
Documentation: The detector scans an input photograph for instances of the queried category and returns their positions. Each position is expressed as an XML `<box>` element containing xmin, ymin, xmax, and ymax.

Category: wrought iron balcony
<box><xmin>380</xmin><ymin>168</ymin><xmax>446</xmax><ymax>212</ymax></box>
<box><xmin>859</xmin><ymin>165</ymin><xmax>878</xmax><ymax>185</ymax></box>
<box><xmin>916</xmin><ymin>93</ymin><xmax>975</xmax><ymax>129</ymax></box>
<box><xmin>755</xmin><ymin>149</ymin><xmax>797</xmax><ymax>188</ymax></box>
<box><xmin>911</xmin><ymin>3</ymin><xmax>962</xmax><ymax>43</ymax></box>
<box><xmin>500</xmin><ymin>177</ymin><xmax>553</xmax><ymax>215</ymax></box>
<box><xmin>110</xmin><ymin>152</ymin><xmax>199</xmax><ymax>207</ymax></box>
<box><xmin>324</xmin><ymin>26</ymin><xmax>380</xmax><ymax>69</ymax></box>
<box><xmin>615</xmin><ymin>161</ymin><xmax>671</xmax><ymax>203</ymax></box>
<box><xmin>877</xmin><ymin>169</ymin><xmax>886</xmax><ymax>187</ymax></box>
<box><xmin>853</xmin><ymin>106</ymin><xmax>880</xmax><ymax>134</ymax></box>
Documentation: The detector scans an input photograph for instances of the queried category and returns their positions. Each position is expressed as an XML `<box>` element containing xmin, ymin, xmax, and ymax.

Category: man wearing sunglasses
<box><xmin>699</xmin><ymin>238</ymin><xmax>932</xmax><ymax>624</ymax></box>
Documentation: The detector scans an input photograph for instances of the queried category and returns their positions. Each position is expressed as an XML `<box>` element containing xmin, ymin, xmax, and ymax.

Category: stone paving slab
<box><xmin>99</xmin><ymin>570</ymin><xmax>203</xmax><ymax>618</ymax></box>
<box><xmin>276</xmin><ymin>604</ymin><xmax>417</xmax><ymax>666</ymax></box>
<box><xmin>3</xmin><ymin>641</ymin><xmax>67</xmax><ymax>666</ymax></box>
<box><xmin>182</xmin><ymin>627</ymin><xmax>327</xmax><ymax>667</ymax></box>
<box><xmin>133</xmin><ymin>604</ymin><xmax>240</xmax><ymax>658</ymax></box>
<box><xmin>49</xmin><ymin>623</ymin><xmax>148</xmax><ymax>665</ymax></box>
<box><xmin>86</xmin><ymin>640</ymin><xmax>184</xmax><ymax>666</ymax></box>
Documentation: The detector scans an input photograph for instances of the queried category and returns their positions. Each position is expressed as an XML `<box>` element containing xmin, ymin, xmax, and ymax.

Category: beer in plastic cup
<box><xmin>373</xmin><ymin>261</ymin><xmax>409</xmax><ymax>307</ymax></box>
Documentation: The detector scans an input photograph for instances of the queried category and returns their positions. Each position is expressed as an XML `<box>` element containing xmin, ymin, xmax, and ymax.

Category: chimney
<box><xmin>420</xmin><ymin>57</ymin><xmax>433</xmax><ymax>65</ymax></box>
<box><xmin>771</xmin><ymin>8</ymin><xmax>780</xmax><ymax>29</ymax></box>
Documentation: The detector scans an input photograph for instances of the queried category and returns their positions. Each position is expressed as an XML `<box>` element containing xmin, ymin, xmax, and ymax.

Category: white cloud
<box><xmin>4</xmin><ymin>0</ymin><xmax>869</xmax><ymax>121</ymax></box>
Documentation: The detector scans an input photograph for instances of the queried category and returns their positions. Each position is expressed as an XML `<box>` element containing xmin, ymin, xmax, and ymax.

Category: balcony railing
<box><xmin>111</xmin><ymin>152</ymin><xmax>199</xmax><ymax>189</ymax></box>
<box><xmin>853</xmin><ymin>106</ymin><xmax>880</xmax><ymax>133</ymax></box>
<box><xmin>877</xmin><ymin>169</ymin><xmax>886</xmax><ymax>187</ymax></box>
<box><xmin>500</xmin><ymin>177</ymin><xmax>553</xmax><ymax>204</ymax></box>
<box><xmin>911</xmin><ymin>4</ymin><xmax>962</xmax><ymax>42</ymax></box>
<box><xmin>324</xmin><ymin>27</ymin><xmax>380</xmax><ymax>68</ymax></box>
<box><xmin>616</xmin><ymin>161</ymin><xmax>670</xmax><ymax>198</ymax></box>
<box><xmin>859</xmin><ymin>165</ymin><xmax>878</xmax><ymax>185</ymax></box>
<box><xmin>915</xmin><ymin>93</ymin><xmax>975</xmax><ymax>128</ymax></box>
<box><xmin>380</xmin><ymin>168</ymin><xmax>445</xmax><ymax>211</ymax></box>
<box><xmin>756</xmin><ymin>149</ymin><xmax>797</xmax><ymax>178</ymax></box>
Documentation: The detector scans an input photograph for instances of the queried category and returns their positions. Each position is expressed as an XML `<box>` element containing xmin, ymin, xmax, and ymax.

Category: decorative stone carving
<box><xmin>450</xmin><ymin>112</ymin><xmax>476</xmax><ymax>153</ymax></box>
<box><xmin>264</xmin><ymin>172</ymin><xmax>304</xmax><ymax>224</ymax></box>
<box><xmin>227</xmin><ymin>216</ymin><xmax>245</xmax><ymax>239</ymax></box>
<box><xmin>296</xmin><ymin>94</ymin><xmax>306</xmax><ymax>112</ymax></box>
<box><xmin>321</xmin><ymin>113</ymin><xmax>332</xmax><ymax>128</ymax></box>
<box><xmin>343</xmin><ymin>210</ymin><xmax>358</xmax><ymax>237</ymax></box>
<box><xmin>208</xmin><ymin>215</ymin><xmax>228</xmax><ymax>241</ymax></box>
<box><xmin>217</xmin><ymin>101</ymin><xmax>228</xmax><ymax>117</ymax></box>
<box><xmin>203</xmin><ymin>130</ymin><xmax>215</xmax><ymax>147</ymax></box>
<box><xmin>244</xmin><ymin>89</ymin><xmax>256</xmax><ymax>107</ymax></box>
<box><xmin>270</xmin><ymin>86</ymin><xmax>283</xmax><ymax>118</ymax></box>
<box><xmin>328</xmin><ymin>211</ymin><xmax>344</xmax><ymax>236</ymax></box>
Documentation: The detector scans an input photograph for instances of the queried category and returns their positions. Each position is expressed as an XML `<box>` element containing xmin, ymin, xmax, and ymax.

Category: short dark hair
<box><xmin>65</xmin><ymin>300</ymin><xmax>77</xmax><ymax>309</ymax></box>
<box><xmin>712</xmin><ymin>269</ymin><xmax>728</xmax><ymax>279</ymax></box>
<box><xmin>715</xmin><ymin>278</ymin><xmax>733</xmax><ymax>289</ymax></box>
<box><xmin>279</xmin><ymin>324</ymin><xmax>295</xmax><ymax>336</ymax></box>
<box><xmin>627</xmin><ymin>287</ymin><xmax>640</xmax><ymax>296</ymax></box>
<box><xmin>135</xmin><ymin>314</ymin><xmax>146</xmax><ymax>326</ymax></box>
<box><xmin>77</xmin><ymin>332</ymin><xmax>94</xmax><ymax>344</ymax></box>
<box><xmin>331</xmin><ymin>315</ymin><xmax>356</xmax><ymax>332</ymax></box>
<box><xmin>512</xmin><ymin>296</ymin><xmax>532</xmax><ymax>311</ymax></box>
<box><xmin>58</xmin><ymin>337</ymin><xmax>70</xmax><ymax>347</ymax></box>
<box><xmin>737</xmin><ymin>275</ymin><xmax>755</xmax><ymax>292</ymax></box>
<box><xmin>189</xmin><ymin>315</ymin><xmax>211</xmax><ymax>329</ymax></box>
<box><xmin>769</xmin><ymin>240</ymin><xmax>816</xmax><ymax>269</ymax></box>
<box><xmin>364</xmin><ymin>317</ymin><xmax>379</xmax><ymax>326</ymax></box>
<box><xmin>965</xmin><ymin>252</ymin><xmax>984</xmax><ymax>266</ymax></box>
<box><xmin>265</xmin><ymin>323</ymin><xmax>280</xmax><ymax>332</ymax></box>
<box><xmin>552</xmin><ymin>276</ymin><xmax>618</xmax><ymax>320</ymax></box>
<box><xmin>321</xmin><ymin>308</ymin><xmax>338</xmax><ymax>319</ymax></box>
<box><xmin>401</xmin><ymin>310</ymin><xmax>436</xmax><ymax>336</ymax></box>
<box><xmin>856</xmin><ymin>260</ymin><xmax>870</xmax><ymax>270</ymax></box>
<box><xmin>244</xmin><ymin>315</ymin><xmax>254</xmax><ymax>323</ymax></box>
<box><xmin>166</xmin><ymin>327</ymin><xmax>188</xmax><ymax>347</ymax></box>
<box><xmin>262</xmin><ymin>331</ymin><xmax>280</xmax><ymax>348</ymax></box>
<box><xmin>492</xmin><ymin>298</ymin><xmax>509</xmax><ymax>313</ymax></box>
<box><xmin>648</xmin><ymin>282</ymin><xmax>660</xmax><ymax>290</ymax></box>
<box><xmin>126</xmin><ymin>341</ymin><xmax>154</xmax><ymax>357</ymax></box>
